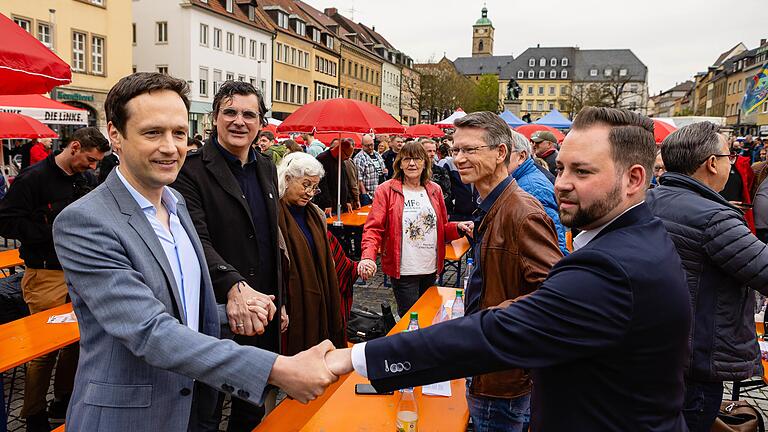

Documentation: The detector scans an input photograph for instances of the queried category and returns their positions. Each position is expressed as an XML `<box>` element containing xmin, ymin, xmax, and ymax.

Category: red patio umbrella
<box><xmin>404</xmin><ymin>124</ymin><xmax>445</xmax><ymax>139</ymax></box>
<box><xmin>515</xmin><ymin>124</ymin><xmax>565</xmax><ymax>142</ymax></box>
<box><xmin>316</xmin><ymin>132</ymin><xmax>362</xmax><ymax>149</ymax></box>
<box><xmin>0</xmin><ymin>112</ymin><xmax>58</xmax><ymax>139</ymax></box>
<box><xmin>277</xmin><ymin>98</ymin><xmax>406</xmax><ymax>135</ymax></box>
<box><xmin>652</xmin><ymin>119</ymin><xmax>677</xmax><ymax>144</ymax></box>
<box><xmin>0</xmin><ymin>13</ymin><xmax>72</xmax><ymax>95</ymax></box>
<box><xmin>278</xmin><ymin>99</ymin><xmax>405</xmax><ymax>222</ymax></box>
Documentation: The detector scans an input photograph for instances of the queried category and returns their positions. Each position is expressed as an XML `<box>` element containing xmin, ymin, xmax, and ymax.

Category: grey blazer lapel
<box><xmin>104</xmin><ymin>171</ymin><xmax>188</xmax><ymax>326</ymax></box>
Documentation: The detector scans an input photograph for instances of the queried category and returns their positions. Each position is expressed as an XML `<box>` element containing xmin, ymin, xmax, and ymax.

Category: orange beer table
<box><xmin>257</xmin><ymin>286</ymin><xmax>469</xmax><ymax>432</ymax></box>
<box><xmin>440</xmin><ymin>237</ymin><xmax>472</xmax><ymax>287</ymax></box>
<box><xmin>0</xmin><ymin>248</ymin><xmax>23</xmax><ymax>275</ymax></box>
<box><xmin>325</xmin><ymin>205</ymin><xmax>372</xmax><ymax>228</ymax></box>
<box><xmin>0</xmin><ymin>303</ymin><xmax>79</xmax><ymax>373</ymax></box>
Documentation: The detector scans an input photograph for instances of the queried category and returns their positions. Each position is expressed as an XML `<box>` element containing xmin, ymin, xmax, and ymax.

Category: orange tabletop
<box><xmin>0</xmin><ymin>248</ymin><xmax>23</xmax><ymax>270</ymax></box>
<box><xmin>0</xmin><ymin>303</ymin><xmax>79</xmax><ymax>373</ymax></box>
<box><xmin>296</xmin><ymin>286</ymin><xmax>468</xmax><ymax>432</ymax></box>
<box><xmin>326</xmin><ymin>205</ymin><xmax>372</xmax><ymax>228</ymax></box>
<box><xmin>445</xmin><ymin>237</ymin><xmax>470</xmax><ymax>262</ymax></box>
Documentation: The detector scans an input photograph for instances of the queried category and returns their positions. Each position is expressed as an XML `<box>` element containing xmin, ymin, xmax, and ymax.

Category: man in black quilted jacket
<box><xmin>646</xmin><ymin>121</ymin><xmax>768</xmax><ymax>432</ymax></box>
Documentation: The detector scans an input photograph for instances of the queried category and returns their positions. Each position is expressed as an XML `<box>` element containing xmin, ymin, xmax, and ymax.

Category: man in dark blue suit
<box><xmin>325</xmin><ymin>107</ymin><xmax>691</xmax><ymax>431</ymax></box>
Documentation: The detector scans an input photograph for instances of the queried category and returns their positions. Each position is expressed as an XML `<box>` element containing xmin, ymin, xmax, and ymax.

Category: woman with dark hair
<box><xmin>358</xmin><ymin>142</ymin><xmax>472</xmax><ymax>316</ymax></box>
<box><xmin>283</xmin><ymin>139</ymin><xmax>303</xmax><ymax>154</ymax></box>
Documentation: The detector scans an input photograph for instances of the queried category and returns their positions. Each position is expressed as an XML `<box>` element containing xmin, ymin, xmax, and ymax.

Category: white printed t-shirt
<box><xmin>400</xmin><ymin>187</ymin><xmax>437</xmax><ymax>275</ymax></box>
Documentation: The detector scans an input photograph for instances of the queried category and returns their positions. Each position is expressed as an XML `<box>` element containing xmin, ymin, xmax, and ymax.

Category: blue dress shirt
<box><xmin>116</xmin><ymin>167</ymin><xmax>201</xmax><ymax>331</ymax></box>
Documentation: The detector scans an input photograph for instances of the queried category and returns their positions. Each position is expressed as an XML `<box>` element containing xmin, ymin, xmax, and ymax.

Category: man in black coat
<box><xmin>0</xmin><ymin>126</ymin><xmax>108</xmax><ymax>430</ymax></box>
<box><xmin>325</xmin><ymin>107</ymin><xmax>692</xmax><ymax>432</ymax></box>
<box><xmin>171</xmin><ymin>81</ymin><xmax>283</xmax><ymax>432</ymax></box>
<box><xmin>647</xmin><ymin>122</ymin><xmax>768</xmax><ymax>432</ymax></box>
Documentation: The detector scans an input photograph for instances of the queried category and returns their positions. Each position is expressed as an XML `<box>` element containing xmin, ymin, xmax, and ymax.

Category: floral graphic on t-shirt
<box><xmin>405</xmin><ymin>210</ymin><xmax>436</xmax><ymax>243</ymax></box>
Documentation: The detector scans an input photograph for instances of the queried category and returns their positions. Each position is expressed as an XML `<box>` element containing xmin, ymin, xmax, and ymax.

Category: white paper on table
<box><xmin>356</xmin><ymin>212</ymin><xmax>369</xmax><ymax>216</ymax></box>
<box><xmin>422</xmin><ymin>381</ymin><xmax>452</xmax><ymax>397</ymax></box>
<box><xmin>47</xmin><ymin>312</ymin><xmax>77</xmax><ymax>324</ymax></box>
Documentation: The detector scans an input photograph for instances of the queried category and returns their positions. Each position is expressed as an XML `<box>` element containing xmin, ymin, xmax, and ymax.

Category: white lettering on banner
<box><xmin>0</xmin><ymin>106</ymin><xmax>88</xmax><ymax>125</ymax></box>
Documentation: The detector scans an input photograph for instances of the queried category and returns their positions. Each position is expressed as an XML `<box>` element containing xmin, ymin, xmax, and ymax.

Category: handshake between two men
<box><xmin>268</xmin><ymin>341</ymin><xmax>357</xmax><ymax>404</ymax></box>
<box><xmin>225</xmin><ymin>280</ymin><xmax>357</xmax><ymax>404</ymax></box>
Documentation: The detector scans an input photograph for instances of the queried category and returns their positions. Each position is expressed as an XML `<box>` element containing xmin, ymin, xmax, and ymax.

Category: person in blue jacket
<box><xmin>507</xmin><ymin>130</ymin><xmax>568</xmax><ymax>255</ymax></box>
<box><xmin>325</xmin><ymin>107</ymin><xmax>691</xmax><ymax>432</ymax></box>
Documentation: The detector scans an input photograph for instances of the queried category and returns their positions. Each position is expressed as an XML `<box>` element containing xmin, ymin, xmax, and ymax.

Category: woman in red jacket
<box><xmin>358</xmin><ymin>142</ymin><xmax>472</xmax><ymax>317</ymax></box>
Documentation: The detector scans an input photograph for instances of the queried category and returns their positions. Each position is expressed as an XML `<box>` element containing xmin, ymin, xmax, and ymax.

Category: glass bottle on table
<box><xmin>396</xmin><ymin>387</ymin><xmax>418</xmax><ymax>432</ymax></box>
<box><xmin>451</xmin><ymin>290</ymin><xmax>464</xmax><ymax>319</ymax></box>
<box><xmin>407</xmin><ymin>312</ymin><xmax>419</xmax><ymax>331</ymax></box>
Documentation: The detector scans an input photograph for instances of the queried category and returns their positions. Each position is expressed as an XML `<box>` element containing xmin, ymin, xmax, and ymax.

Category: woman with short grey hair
<box><xmin>276</xmin><ymin>152</ymin><xmax>345</xmax><ymax>355</ymax></box>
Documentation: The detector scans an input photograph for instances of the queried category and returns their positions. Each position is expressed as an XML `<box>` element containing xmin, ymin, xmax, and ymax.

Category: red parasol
<box><xmin>652</xmin><ymin>119</ymin><xmax>677</xmax><ymax>144</ymax></box>
<box><xmin>277</xmin><ymin>98</ymin><xmax>406</xmax><ymax>135</ymax></box>
<box><xmin>316</xmin><ymin>132</ymin><xmax>362</xmax><ymax>149</ymax></box>
<box><xmin>0</xmin><ymin>112</ymin><xmax>58</xmax><ymax>139</ymax></box>
<box><xmin>404</xmin><ymin>124</ymin><xmax>445</xmax><ymax>139</ymax></box>
<box><xmin>515</xmin><ymin>124</ymin><xmax>565</xmax><ymax>142</ymax></box>
<box><xmin>278</xmin><ymin>98</ymin><xmax>404</xmax><ymax>222</ymax></box>
<box><xmin>0</xmin><ymin>13</ymin><xmax>72</xmax><ymax>95</ymax></box>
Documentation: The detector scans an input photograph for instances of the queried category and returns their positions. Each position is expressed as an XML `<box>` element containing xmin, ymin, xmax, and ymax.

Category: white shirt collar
<box><xmin>572</xmin><ymin>201</ymin><xmax>644</xmax><ymax>251</ymax></box>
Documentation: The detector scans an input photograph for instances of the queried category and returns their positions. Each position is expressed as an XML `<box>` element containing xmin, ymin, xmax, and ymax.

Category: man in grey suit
<box><xmin>52</xmin><ymin>73</ymin><xmax>337</xmax><ymax>432</ymax></box>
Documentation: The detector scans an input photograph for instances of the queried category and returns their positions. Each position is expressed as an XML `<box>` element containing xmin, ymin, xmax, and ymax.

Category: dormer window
<box><xmin>561</xmin><ymin>69</ymin><xmax>568</xmax><ymax>79</ymax></box>
<box><xmin>295</xmin><ymin>20</ymin><xmax>306</xmax><ymax>36</ymax></box>
<box><xmin>529</xmin><ymin>58</ymin><xmax>535</xmax><ymax>67</ymax></box>
<box><xmin>517</xmin><ymin>70</ymin><xmax>524</xmax><ymax>79</ymax></box>
<box><xmin>225</xmin><ymin>0</ymin><xmax>233</xmax><ymax>13</ymax></box>
<box><xmin>539</xmin><ymin>70</ymin><xmax>545</xmax><ymax>79</ymax></box>
<box><xmin>277</xmin><ymin>12</ymin><xmax>289</xmax><ymax>29</ymax></box>
<box><xmin>549</xmin><ymin>70</ymin><xmax>556</xmax><ymax>78</ymax></box>
<box><xmin>539</xmin><ymin>57</ymin><xmax>546</xmax><ymax>67</ymax></box>
<box><xmin>528</xmin><ymin>70</ymin><xmax>534</xmax><ymax>78</ymax></box>
<box><xmin>604</xmin><ymin>68</ymin><xmax>612</xmax><ymax>76</ymax></box>
<box><xmin>325</xmin><ymin>35</ymin><xmax>334</xmax><ymax>50</ymax></box>
<box><xmin>312</xmin><ymin>28</ymin><xmax>321</xmax><ymax>43</ymax></box>
<box><xmin>619</xmin><ymin>68</ymin><xmax>628</xmax><ymax>76</ymax></box>
<box><xmin>590</xmin><ymin>68</ymin><xmax>597</xmax><ymax>76</ymax></box>
<box><xmin>248</xmin><ymin>5</ymin><xmax>255</xmax><ymax>21</ymax></box>
<box><xmin>550</xmin><ymin>57</ymin><xmax>557</xmax><ymax>66</ymax></box>
<box><xmin>561</xmin><ymin>57</ymin><xmax>568</xmax><ymax>66</ymax></box>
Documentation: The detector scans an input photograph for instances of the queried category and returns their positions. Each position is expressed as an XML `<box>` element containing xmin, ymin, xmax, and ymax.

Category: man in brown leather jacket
<box><xmin>452</xmin><ymin>112</ymin><xmax>563</xmax><ymax>431</ymax></box>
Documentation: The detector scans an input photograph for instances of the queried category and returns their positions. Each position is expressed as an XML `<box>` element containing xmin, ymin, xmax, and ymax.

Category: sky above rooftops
<box><xmin>307</xmin><ymin>0</ymin><xmax>765</xmax><ymax>94</ymax></box>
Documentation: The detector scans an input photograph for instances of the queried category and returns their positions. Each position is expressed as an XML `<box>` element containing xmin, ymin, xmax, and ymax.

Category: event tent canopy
<box><xmin>499</xmin><ymin>110</ymin><xmax>526</xmax><ymax>127</ymax></box>
<box><xmin>533</xmin><ymin>108</ymin><xmax>572</xmax><ymax>129</ymax></box>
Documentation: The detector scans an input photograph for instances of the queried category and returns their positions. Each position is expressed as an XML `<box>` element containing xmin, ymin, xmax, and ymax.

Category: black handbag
<box><xmin>346</xmin><ymin>302</ymin><xmax>396</xmax><ymax>343</ymax></box>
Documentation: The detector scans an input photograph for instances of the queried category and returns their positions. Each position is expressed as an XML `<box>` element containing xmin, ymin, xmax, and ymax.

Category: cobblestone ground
<box><xmin>5</xmin><ymin>256</ymin><xmax>768</xmax><ymax>431</ymax></box>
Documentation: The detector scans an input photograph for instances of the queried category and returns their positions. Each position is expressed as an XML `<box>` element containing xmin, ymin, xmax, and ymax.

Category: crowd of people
<box><xmin>3</xmin><ymin>72</ymin><xmax>768</xmax><ymax>432</ymax></box>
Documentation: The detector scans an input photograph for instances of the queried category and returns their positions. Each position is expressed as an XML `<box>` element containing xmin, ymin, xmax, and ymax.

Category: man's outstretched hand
<box><xmin>325</xmin><ymin>348</ymin><xmax>354</xmax><ymax>376</ymax></box>
<box><xmin>267</xmin><ymin>340</ymin><xmax>338</xmax><ymax>403</ymax></box>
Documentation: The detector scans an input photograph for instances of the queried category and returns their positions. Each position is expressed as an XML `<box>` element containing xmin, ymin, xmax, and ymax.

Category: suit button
<box><xmin>218</xmin><ymin>265</ymin><xmax>227</xmax><ymax>271</ymax></box>
<box><xmin>248</xmin><ymin>234</ymin><xmax>255</xmax><ymax>239</ymax></box>
<box><xmin>248</xmin><ymin>268</ymin><xmax>255</xmax><ymax>276</ymax></box>
<box><xmin>237</xmin><ymin>389</ymin><xmax>250</xmax><ymax>399</ymax></box>
<box><xmin>180</xmin><ymin>388</ymin><xmax>191</xmax><ymax>396</ymax></box>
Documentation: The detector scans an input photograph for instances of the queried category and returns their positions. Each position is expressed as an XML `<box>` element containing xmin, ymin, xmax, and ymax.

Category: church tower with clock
<box><xmin>472</xmin><ymin>5</ymin><xmax>494</xmax><ymax>57</ymax></box>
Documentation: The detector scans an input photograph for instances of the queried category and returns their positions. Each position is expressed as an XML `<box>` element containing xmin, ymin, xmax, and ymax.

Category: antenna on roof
<box><xmin>345</xmin><ymin>0</ymin><xmax>356</xmax><ymax>21</ymax></box>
